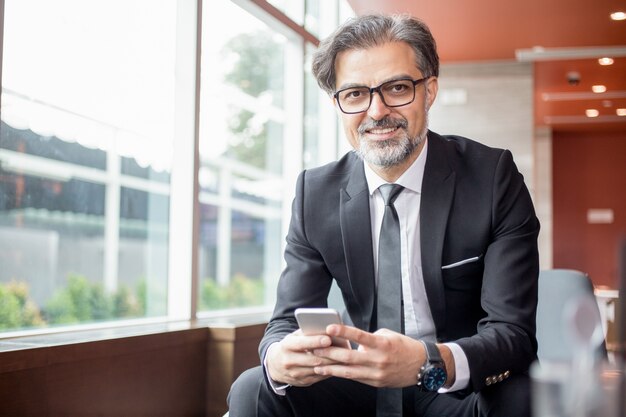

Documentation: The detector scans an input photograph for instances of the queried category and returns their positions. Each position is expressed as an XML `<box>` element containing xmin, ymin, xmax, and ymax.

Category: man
<box><xmin>229</xmin><ymin>14</ymin><xmax>539</xmax><ymax>417</ymax></box>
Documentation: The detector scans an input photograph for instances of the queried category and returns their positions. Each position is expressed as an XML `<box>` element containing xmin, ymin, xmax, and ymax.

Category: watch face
<box><xmin>423</xmin><ymin>366</ymin><xmax>447</xmax><ymax>391</ymax></box>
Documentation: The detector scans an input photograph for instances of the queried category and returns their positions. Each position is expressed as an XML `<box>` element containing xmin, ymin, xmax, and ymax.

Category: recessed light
<box><xmin>611</xmin><ymin>11</ymin><xmax>626</xmax><ymax>21</ymax></box>
<box><xmin>592</xmin><ymin>85</ymin><xmax>607</xmax><ymax>93</ymax></box>
<box><xmin>586</xmin><ymin>109</ymin><xmax>600</xmax><ymax>117</ymax></box>
<box><xmin>598</xmin><ymin>57</ymin><xmax>614</xmax><ymax>65</ymax></box>
<box><xmin>617</xmin><ymin>108</ymin><xmax>626</xmax><ymax>116</ymax></box>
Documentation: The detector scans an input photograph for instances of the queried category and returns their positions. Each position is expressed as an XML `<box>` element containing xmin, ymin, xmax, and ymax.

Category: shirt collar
<box><xmin>364</xmin><ymin>137</ymin><xmax>428</xmax><ymax>195</ymax></box>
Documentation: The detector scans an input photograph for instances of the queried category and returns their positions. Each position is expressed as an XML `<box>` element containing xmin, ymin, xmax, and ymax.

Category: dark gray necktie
<box><xmin>376</xmin><ymin>183</ymin><xmax>404</xmax><ymax>417</ymax></box>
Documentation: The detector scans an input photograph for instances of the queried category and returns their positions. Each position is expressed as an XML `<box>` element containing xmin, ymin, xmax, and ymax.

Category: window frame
<box><xmin>0</xmin><ymin>0</ymin><xmax>347</xmax><ymax>339</ymax></box>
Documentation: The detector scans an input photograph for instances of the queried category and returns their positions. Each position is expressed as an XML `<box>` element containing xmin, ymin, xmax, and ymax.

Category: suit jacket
<box><xmin>260</xmin><ymin>130</ymin><xmax>540</xmax><ymax>393</ymax></box>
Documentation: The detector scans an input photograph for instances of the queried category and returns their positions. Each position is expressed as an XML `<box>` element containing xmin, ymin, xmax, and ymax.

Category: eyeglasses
<box><xmin>333</xmin><ymin>77</ymin><xmax>428</xmax><ymax>114</ymax></box>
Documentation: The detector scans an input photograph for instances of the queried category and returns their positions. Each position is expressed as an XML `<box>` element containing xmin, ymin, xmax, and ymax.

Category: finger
<box><xmin>311</xmin><ymin>345</ymin><xmax>357</xmax><ymax>363</ymax></box>
<box><xmin>289</xmin><ymin>351</ymin><xmax>342</xmax><ymax>367</ymax></box>
<box><xmin>270</xmin><ymin>351</ymin><xmax>340</xmax><ymax>386</ymax></box>
<box><xmin>273</xmin><ymin>343</ymin><xmax>346</xmax><ymax>373</ymax></box>
<box><xmin>266</xmin><ymin>339</ymin><xmax>334</xmax><ymax>383</ymax></box>
<box><xmin>272</xmin><ymin>362</ymin><xmax>320</xmax><ymax>385</ymax></box>
<box><xmin>313</xmin><ymin>363</ymin><xmax>386</xmax><ymax>387</ymax></box>
<box><xmin>326</xmin><ymin>324</ymin><xmax>382</xmax><ymax>348</ymax></box>
<box><xmin>284</xmin><ymin>370</ymin><xmax>332</xmax><ymax>387</ymax></box>
<box><xmin>283</xmin><ymin>332</ymin><xmax>333</xmax><ymax>352</ymax></box>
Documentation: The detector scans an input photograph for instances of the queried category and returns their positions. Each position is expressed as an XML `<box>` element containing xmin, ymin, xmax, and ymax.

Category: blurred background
<box><xmin>1</xmin><ymin>0</ymin><xmax>624</xmax><ymax>333</ymax></box>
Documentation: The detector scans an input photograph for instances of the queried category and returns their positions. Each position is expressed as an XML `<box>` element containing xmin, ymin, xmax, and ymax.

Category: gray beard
<box><xmin>355</xmin><ymin>117</ymin><xmax>428</xmax><ymax>168</ymax></box>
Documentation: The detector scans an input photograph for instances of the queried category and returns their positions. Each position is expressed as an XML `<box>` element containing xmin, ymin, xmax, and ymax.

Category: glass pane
<box><xmin>119</xmin><ymin>188</ymin><xmax>169</xmax><ymax>317</ymax></box>
<box><xmin>0</xmin><ymin>0</ymin><xmax>175</xmax><ymax>331</ymax></box>
<box><xmin>267</xmin><ymin>0</ymin><xmax>304</xmax><ymax>25</ymax></box>
<box><xmin>304</xmin><ymin>44</ymin><xmax>320</xmax><ymax>169</ymax></box>
<box><xmin>304</xmin><ymin>0</ymin><xmax>321</xmax><ymax>38</ymax></box>
<box><xmin>199</xmin><ymin>1</ymin><xmax>289</xmax><ymax>311</ymax></box>
<box><xmin>0</xmin><ymin>174</ymin><xmax>106</xmax><ymax>326</ymax></box>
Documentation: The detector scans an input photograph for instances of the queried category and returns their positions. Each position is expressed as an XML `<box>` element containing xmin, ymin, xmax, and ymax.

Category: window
<box><xmin>0</xmin><ymin>0</ymin><xmax>176</xmax><ymax>330</ymax></box>
<box><xmin>198</xmin><ymin>1</ymin><xmax>296</xmax><ymax>312</ymax></box>
<box><xmin>0</xmin><ymin>0</ymin><xmax>348</xmax><ymax>335</ymax></box>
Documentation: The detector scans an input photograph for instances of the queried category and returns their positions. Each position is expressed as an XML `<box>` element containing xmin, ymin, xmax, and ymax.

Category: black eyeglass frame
<box><xmin>333</xmin><ymin>77</ymin><xmax>429</xmax><ymax>115</ymax></box>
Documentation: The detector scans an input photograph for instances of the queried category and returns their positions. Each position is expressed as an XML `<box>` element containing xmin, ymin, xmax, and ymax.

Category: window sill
<box><xmin>0</xmin><ymin>307</ymin><xmax>272</xmax><ymax>353</ymax></box>
<box><xmin>0</xmin><ymin>310</ymin><xmax>270</xmax><ymax>416</ymax></box>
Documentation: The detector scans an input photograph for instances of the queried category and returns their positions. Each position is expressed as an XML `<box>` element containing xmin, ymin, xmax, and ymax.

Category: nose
<box><xmin>367</xmin><ymin>91</ymin><xmax>391</xmax><ymax>120</ymax></box>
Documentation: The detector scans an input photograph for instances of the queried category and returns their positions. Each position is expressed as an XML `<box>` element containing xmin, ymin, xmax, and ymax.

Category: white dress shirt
<box><xmin>363</xmin><ymin>138</ymin><xmax>469</xmax><ymax>392</ymax></box>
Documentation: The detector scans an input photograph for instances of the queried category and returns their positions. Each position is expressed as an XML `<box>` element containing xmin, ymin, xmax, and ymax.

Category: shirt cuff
<box><xmin>263</xmin><ymin>342</ymin><xmax>290</xmax><ymax>396</ymax></box>
<box><xmin>438</xmin><ymin>342</ymin><xmax>470</xmax><ymax>393</ymax></box>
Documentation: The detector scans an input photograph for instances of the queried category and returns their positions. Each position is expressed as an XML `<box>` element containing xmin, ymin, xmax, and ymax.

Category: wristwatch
<box><xmin>417</xmin><ymin>340</ymin><xmax>447</xmax><ymax>391</ymax></box>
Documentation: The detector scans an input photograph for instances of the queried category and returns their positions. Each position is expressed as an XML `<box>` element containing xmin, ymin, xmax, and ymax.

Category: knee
<box><xmin>228</xmin><ymin>366</ymin><xmax>265</xmax><ymax>414</ymax></box>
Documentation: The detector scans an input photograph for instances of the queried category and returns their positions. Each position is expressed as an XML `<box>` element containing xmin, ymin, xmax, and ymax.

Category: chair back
<box><xmin>536</xmin><ymin>269</ymin><xmax>607</xmax><ymax>362</ymax></box>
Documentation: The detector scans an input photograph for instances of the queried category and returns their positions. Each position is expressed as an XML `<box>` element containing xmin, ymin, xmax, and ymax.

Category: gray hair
<box><xmin>312</xmin><ymin>14</ymin><xmax>439</xmax><ymax>95</ymax></box>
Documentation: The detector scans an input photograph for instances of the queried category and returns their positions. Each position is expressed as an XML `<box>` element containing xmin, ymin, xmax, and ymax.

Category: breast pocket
<box><xmin>441</xmin><ymin>255</ymin><xmax>484</xmax><ymax>290</ymax></box>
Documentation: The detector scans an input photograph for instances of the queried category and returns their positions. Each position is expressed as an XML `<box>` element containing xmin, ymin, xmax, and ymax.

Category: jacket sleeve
<box><xmin>456</xmin><ymin>149</ymin><xmax>540</xmax><ymax>392</ymax></box>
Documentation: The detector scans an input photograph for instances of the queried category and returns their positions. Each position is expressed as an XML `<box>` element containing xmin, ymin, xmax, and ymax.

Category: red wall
<box><xmin>552</xmin><ymin>130</ymin><xmax>626</xmax><ymax>288</ymax></box>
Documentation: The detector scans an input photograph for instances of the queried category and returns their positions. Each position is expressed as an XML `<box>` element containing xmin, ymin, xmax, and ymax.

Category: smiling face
<box><xmin>334</xmin><ymin>41</ymin><xmax>438</xmax><ymax>179</ymax></box>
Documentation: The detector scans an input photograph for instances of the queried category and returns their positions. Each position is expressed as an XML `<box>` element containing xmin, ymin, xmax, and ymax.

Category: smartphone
<box><xmin>295</xmin><ymin>307</ymin><xmax>351</xmax><ymax>349</ymax></box>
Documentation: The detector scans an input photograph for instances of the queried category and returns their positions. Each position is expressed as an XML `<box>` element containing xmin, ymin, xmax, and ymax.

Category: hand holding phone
<box><xmin>295</xmin><ymin>307</ymin><xmax>351</xmax><ymax>349</ymax></box>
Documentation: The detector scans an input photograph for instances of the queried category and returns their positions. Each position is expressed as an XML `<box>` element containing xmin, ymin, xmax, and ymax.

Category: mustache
<box><xmin>357</xmin><ymin>117</ymin><xmax>408</xmax><ymax>135</ymax></box>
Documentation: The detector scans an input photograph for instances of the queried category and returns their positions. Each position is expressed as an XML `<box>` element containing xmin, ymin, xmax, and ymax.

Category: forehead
<box><xmin>334</xmin><ymin>41</ymin><xmax>420</xmax><ymax>89</ymax></box>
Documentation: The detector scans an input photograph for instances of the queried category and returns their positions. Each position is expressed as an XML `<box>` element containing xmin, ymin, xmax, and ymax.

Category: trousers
<box><xmin>227</xmin><ymin>366</ymin><xmax>531</xmax><ymax>417</ymax></box>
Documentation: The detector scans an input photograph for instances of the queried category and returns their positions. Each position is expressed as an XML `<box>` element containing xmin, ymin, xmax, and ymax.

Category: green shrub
<box><xmin>43</xmin><ymin>275</ymin><xmax>146</xmax><ymax>325</ymax></box>
<box><xmin>67</xmin><ymin>274</ymin><xmax>94</xmax><ymax>321</ymax></box>
<box><xmin>0</xmin><ymin>281</ymin><xmax>44</xmax><ymax>330</ymax></box>
<box><xmin>45</xmin><ymin>290</ymin><xmax>79</xmax><ymax>324</ymax></box>
<box><xmin>200</xmin><ymin>274</ymin><xmax>264</xmax><ymax>310</ymax></box>
<box><xmin>0</xmin><ymin>285</ymin><xmax>22</xmax><ymax>329</ymax></box>
<box><xmin>113</xmin><ymin>285</ymin><xmax>142</xmax><ymax>318</ymax></box>
<box><xmin>136</xmin><ymin>278</ymin><xmax>167</xmax><ymax>317</ymax></box>
<box><xmin>1</xmin><ymin>272</ymin><xmax>260</xmax><ymax>330</ymax></box>
<box><xmin>89</xmin><ymin>283</ymin><xmax>113</xmax><ymax>320</ymax></box>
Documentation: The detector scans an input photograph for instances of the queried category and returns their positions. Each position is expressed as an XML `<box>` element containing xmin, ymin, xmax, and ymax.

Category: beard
<box><xmin>355</xmin><ymin>115</ymin><xmax>428</xmax><ymax>168</ymax></box>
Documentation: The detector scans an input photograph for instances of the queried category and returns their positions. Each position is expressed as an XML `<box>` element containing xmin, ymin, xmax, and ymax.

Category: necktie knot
<box><xmin>379</xmin><ymin>184</ymin><xmax>404</xmax><ymax>206</ymax></box>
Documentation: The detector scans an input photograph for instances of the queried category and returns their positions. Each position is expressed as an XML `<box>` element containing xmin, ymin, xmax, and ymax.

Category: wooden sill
<box><xmin>0</xmin><ymin>316</ymin><xmax>268</xmax><ymax>417</ymax></box>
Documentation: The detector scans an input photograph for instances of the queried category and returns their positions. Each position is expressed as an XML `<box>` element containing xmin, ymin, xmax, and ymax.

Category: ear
<box><xmin>425</xmin><ymin>77</ymin><xmax>439</xmax><ymax>111</ymax></box>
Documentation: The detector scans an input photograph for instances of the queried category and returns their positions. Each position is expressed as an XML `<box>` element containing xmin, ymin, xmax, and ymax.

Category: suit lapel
<box><xmin>340</xmin><ymin>158</ymin><xmax>376</xmax><ymax>331</ymax></box>
<box><xmin>421</xmin><ymin>132</ymin><xmax>456</xmax><ymax>337</ymax></box>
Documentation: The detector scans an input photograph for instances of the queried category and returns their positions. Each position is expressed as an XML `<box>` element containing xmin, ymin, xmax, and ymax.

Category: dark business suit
<box><xmin>229</xmin><ymin>130</ymin><xmax>540</xmax><ymax>417</ymax></box>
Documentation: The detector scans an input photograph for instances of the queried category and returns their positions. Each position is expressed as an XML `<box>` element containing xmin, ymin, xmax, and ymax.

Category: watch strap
<box><xmin>421</xmin><ymin>340</ymin><xmax>443</xmax><ymax>364</ymax></box>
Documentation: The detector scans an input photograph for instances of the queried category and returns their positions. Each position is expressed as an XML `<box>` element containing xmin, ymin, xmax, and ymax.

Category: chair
<box><xmin>536</xmin><ymin>269</ymin><xmax>607</xmax><ymax>363</ymax></box>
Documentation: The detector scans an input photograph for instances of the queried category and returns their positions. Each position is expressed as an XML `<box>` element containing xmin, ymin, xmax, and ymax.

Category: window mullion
<box><xmin>168</xmin><ymin>0</ymin><xmax>201</xmax><ymax>321</ymax></box>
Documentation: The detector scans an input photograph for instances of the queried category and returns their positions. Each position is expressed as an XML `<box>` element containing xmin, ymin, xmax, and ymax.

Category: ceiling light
<box><xmin>617</xmin><ymin>108</ymin><xmax>626</xmax><ymax>116</ymax></box>
<box><xmin>598</xmin><ymin>57</ymin><xmax>614</xmax><ymax>65</ymax></box>
<box><xmin>516</xmin><ymin>46</ymin><xmax>626</xmax><ymax>62</ymax></box>
<box><xmin>610</xmin><ymin>11</ymin><xmax>626</xmax><ymax>21</ymax></box>
<box><xmin>592</xmin><ymin>85</ymin><xmax>607</xmax><ymax>93</ymax></box>
<box><xmin>586</xmin><ymin>109</ymin><xmax>600</xmax><ymax>117</ymax></box>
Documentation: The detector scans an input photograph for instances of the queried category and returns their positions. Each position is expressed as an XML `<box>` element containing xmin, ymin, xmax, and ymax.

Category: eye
<box><xmin>340</xmin><ymin>88</ymin><xmax>368</xmax><ymax>102</ymax></box>
<box><xmin>385</xmin><ymin>81</ymin><xmax>411</xmax><ymax>95</ymax></box>
<box><xmin>392</xmin><ymin>84</ymin><xmax>408</xmax><ymax>92</ymax></box>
